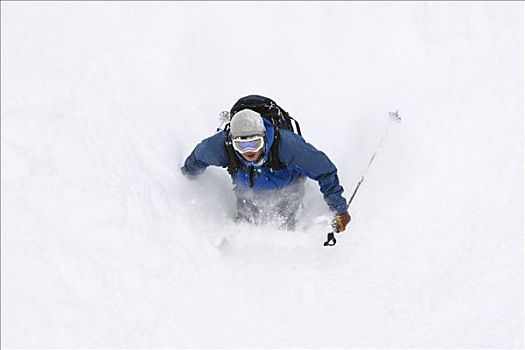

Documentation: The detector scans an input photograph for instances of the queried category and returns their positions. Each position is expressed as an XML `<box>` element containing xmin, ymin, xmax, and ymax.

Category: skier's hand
<box><xmin>180</xmin><ymin>166</ymin><xmax>198</xmax><ymax>180</ymax></box>
<box><xmin>334</xmin><ymin>212</ymin><xmax>351</xmax><ymax>232</ymax></box>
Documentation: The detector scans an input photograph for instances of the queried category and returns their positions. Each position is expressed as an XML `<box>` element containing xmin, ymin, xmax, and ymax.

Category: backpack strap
<box><xmin>267</xmin><ymin>126</ymin><xmax>286</xmax><ymax>170</ymax></box>
<box><xmin>223</xmin><ymin>126</ymin><xmax>242</xmax><ymax>177</ymax></box>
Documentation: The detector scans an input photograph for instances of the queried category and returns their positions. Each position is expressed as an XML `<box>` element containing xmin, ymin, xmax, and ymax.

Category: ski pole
<box><xmin>324</xmin><ymin>111</ymin><xmax>402</xmax><ymax>247</ymax></box>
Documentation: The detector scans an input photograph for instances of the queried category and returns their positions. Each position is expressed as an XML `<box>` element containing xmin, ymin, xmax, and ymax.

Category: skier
<box><xmin>181</xmin><ymin>96</ymin><xmax>351</xmax><ymax>232</ymax></box>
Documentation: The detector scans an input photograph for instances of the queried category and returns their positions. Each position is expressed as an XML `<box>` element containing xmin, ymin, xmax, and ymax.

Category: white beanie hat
<box><xmin>230</xmin><ymin>109</ymin><xmax>266</xmax><ymax>138</ymax></box>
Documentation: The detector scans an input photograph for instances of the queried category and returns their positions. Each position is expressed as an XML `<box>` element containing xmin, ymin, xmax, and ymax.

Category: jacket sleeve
<box><xmin>278</xmin><ymin>130</ymin><xmax>348</xmax><ymax>215</ymax></box>
<box><xmin>181</xmin><ymin>131</ymin><xmax>230</xmax><ymax>177</ymax></box>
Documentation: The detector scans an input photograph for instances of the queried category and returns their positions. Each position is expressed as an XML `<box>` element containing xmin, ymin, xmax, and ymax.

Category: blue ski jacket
<box><xmin>181</xmin><ymin>119</ymin><xmax>348</xmax><ymax>215</ymax></box>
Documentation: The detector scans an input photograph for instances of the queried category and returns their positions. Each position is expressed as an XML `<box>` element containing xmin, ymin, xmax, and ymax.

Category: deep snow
<box><xmin>1</xmin><ymin>2</ymin><xmax>523</xmax><ymax>348</ymax></box>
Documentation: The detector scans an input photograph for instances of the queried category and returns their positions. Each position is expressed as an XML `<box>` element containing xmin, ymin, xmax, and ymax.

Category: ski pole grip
<box><xmin>389</xmin><ymin>110</ymin><xmax>402</xmax><ymax>123</ymax></box>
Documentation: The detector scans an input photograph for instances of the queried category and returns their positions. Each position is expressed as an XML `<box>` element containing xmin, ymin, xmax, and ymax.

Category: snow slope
<box><xmin>1</xmin><ymin>2</ymin><xmax>523</xmax><ymax>347</ymax></box>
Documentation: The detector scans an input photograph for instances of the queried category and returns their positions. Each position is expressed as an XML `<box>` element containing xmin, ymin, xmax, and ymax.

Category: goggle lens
<box><xmin>232</xmin><ymin>136</ymin><xmax>264</xmax><ymax>153</ymax></box>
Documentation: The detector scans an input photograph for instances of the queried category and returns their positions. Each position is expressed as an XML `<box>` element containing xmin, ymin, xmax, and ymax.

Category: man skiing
<box><xmin>181</xmin><ymin>95</ymin><xmax>351</xmax><ymax>232</ymax></box>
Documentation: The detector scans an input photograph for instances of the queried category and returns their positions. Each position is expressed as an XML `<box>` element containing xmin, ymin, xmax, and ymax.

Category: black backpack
<box><xmin>223</xmin><ymin>95</ymin><xmax>302</xmax><ymax>176</ymax></box>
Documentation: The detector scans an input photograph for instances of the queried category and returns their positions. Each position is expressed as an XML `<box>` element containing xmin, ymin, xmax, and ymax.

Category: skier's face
<box><xmin>232</xmin><ymin>134</ymin><xmax>265</xmax><ymax>163</ymax></box>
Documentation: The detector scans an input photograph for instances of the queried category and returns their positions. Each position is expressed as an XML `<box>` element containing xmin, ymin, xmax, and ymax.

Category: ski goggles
<box><xmin>232</xmin><ymin>135</ymin><xmax>265</xmax><ymax>154</ymax></box>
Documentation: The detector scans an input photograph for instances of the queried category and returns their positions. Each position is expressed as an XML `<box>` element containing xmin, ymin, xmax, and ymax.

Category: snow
<box><xmin>1</xmin><ymin>1</ymin><xmax>523</xmax><ymax>348</ymax></box>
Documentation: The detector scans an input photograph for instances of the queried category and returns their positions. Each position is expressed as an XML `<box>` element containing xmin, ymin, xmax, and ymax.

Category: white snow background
<box><xmin>1</xmin><ymin>1</ymin><xmax>523</xmax><ymax>348</ymax></box>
